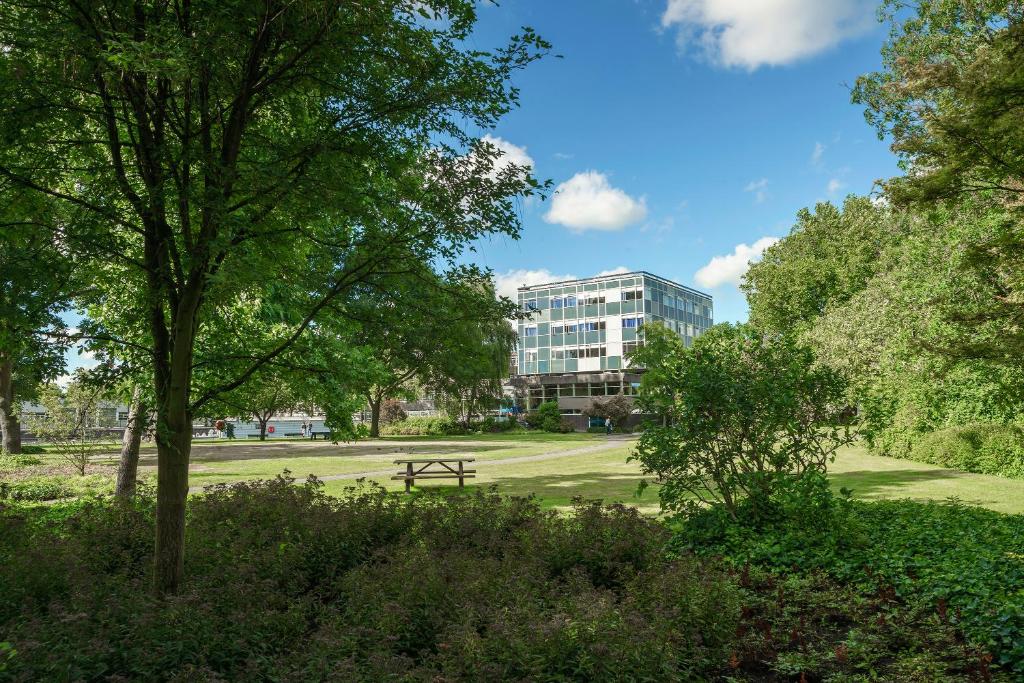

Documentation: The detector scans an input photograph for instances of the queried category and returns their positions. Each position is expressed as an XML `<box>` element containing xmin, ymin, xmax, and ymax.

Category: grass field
<box><xmin>13</xmin><ymin>433</ymin><xmax>1024</xmax><ymax>514</ymax></box>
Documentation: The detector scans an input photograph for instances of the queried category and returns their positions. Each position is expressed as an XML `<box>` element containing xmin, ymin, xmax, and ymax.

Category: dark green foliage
<box><xmin>17</xmin><ymin>445</ymin><xmax>45</xmax><ymax>455</ymax></box>
<box><xmin>471</xmin><ymin>416</ymin><xmax>518</xmax><ymax>433</ymax></box>
<box><xmin>678</xmin><ymin>498</ymin><xmax>1024</xmax><ymax>675</ymax></box>
<box><xmin>525</xmin><ymin>400</ymin><xmax>570</xmax><ymax>432</ymax></box>
<box><xmin>379</xmin><ymin>417</ymin><xmax>467</xmax><ymax>436</ymax></box>
<box><xmin>909</xmin><ymin>423</ymin><xmax>1024</xmax><ymax>478</ymax></box>
<box><xmin>0</xmin><ymin>480</ymin><xmax>741</xmax><ymax>681</ymax></box>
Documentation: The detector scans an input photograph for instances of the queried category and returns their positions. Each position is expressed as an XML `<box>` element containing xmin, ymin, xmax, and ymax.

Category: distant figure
<box><xmin>605</xmin><ymin>417</ymin><xmax>612</xmax><ymax>435</ymax></box>
<box><xmin>300</xmin><ymin>421</ymin><xmax>308</xmax><ymax>437</ymax></box>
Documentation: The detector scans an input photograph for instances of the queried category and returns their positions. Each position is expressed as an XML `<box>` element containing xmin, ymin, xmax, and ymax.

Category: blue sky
<box><xmin>466</xmin><ymin>0</ymin><xmax>901</xmax><ymax>323</ymax></box>
<box><xmin>64</xmin><ymin>0</ymin><xmax>901</xmax><ymax>377</ymax></box>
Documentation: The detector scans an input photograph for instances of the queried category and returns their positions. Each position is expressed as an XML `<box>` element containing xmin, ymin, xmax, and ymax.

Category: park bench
<box><xmin>392</xmin><ymin>457</ymin><xmax>476</xmax><ymax>492</ymax></box>
<box><xmin>309</xmin><ymin>431</ymin><xmax>330</xmax><ymax>440</ymax></box>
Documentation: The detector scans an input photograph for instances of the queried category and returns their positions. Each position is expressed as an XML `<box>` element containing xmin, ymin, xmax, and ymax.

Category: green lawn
<box><xmin>19</xmin><ymin>433</ymin><xmax>1024</xmax><ymax>515</ymax></box>
<box><xmin>315</xmin><ymin>438</ymin><xmax>1024</xmax><ymax>515</ymax></box>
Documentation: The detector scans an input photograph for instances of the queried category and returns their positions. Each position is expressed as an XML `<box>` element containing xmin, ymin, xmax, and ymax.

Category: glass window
<box><xmin>621</xmin><ymin>289</ymin><xmax>642</xmax><ymax>301</ymax></box>
<box><xmin>525</xmin><ymin>351</ymin><xmax>538</xmax><ymax>362</ymax></box>
<box><xmin>523</xmin><ymin>326</ymin><xmax>537</xmax><ymax>337</ymax></box>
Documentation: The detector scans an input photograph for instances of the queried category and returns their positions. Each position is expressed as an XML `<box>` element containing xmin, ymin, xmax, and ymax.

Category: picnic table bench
<box><xmin>392</xmin><ymin>458</ymin><xmax>476</xmax><ymax>492</ymax></box>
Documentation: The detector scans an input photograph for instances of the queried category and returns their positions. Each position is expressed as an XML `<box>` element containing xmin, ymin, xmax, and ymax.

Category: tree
<box><xmin>0</xmin><ymin>191</ymin><xmax>74</xmax><ymax>454</ymax></box>
<box><xmin>582</xmin><ymin>393</ymin><xmax>633</xmax><ymax>430</ymax></box>
<box><xmin>743</xmin><ymin>197</ymin><xmax>908</xmax><ymax>335</ymax></box>
<box><xmin>0</xmin><ymin>0</ymin><xmax>547</xmax><ymax>593</ymax></box>
<box><xmin>214</xmin><ymin>369</ymin><xmax>299</xmax><ymax>440</ymax></box>
<box><xmin>116</xmin><ymin>385</ymin><xmax>150</xmax><ymax>499</ymax></box>
<box><xmin>27</xmin><ymin>380</ymin><xmax>119</xmax><ymax>476</ymax></box>
<box><xmin>630</xmin><ymin>323</ymin><xmax>852</xmax><ymax>521</ymax></box>
<box><xmin>853</xmin><ymin>1</ymin><xmax>1024</xmax><ymax>367</ymax></box>
<box><xmin>345</xmin><ymin>269</ymin><xmax>516</xmax><ymax>436</ymax></box>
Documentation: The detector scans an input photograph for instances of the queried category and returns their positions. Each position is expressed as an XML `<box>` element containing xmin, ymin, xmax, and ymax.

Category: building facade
<box><xmin>514</xmin><ymin>271</ymin><xmax>712</xmax><ymax>420</ymax></box>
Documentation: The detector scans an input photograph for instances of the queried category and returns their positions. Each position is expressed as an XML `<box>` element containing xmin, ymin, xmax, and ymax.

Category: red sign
<box><xmin>267</xmin><ymin>426</ymin><xmax>275</xmax><ymax>434</ymax></box>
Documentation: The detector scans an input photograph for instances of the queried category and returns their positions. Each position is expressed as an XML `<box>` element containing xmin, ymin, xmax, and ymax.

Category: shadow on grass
<box><xmin>140</xmin><ymin>442</ymin><xmax>515</xmax><ymax>466</ymax></box>
<box><xmin>831</xmin><ymin>467</ymin><xmax>965</xmax><ymax>496</ymax></box>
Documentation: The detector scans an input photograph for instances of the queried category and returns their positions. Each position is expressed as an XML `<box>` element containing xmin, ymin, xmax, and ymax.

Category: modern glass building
<box><xmin>514</xmin><ymin>271</ymin><xmax>712</xmax><ymax>417</ymax></box>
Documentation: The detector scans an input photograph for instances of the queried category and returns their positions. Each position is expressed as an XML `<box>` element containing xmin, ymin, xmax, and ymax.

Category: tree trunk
<box><xmin>258</xmin><ymin>417</ymin><xmax>268</xmax><ymax>440</ymax></box>
<box><xmin>369</xmin><ymin>396</ymin><xmax>382</xmax><ymax>438</ymax></box>
<box><xmin>116</xmin><ymin>387</ymin><xmax>147</xmax><ymax>498</ymax></box>
<box><xmin>153</xmin><ymin>298</ymin><xmax>199</xmax><ymax>596</ymax></box>
<box><xmin>0</xmin><ymin>357</ymin><xmax>22</xmax><ymax>455</ymax></box>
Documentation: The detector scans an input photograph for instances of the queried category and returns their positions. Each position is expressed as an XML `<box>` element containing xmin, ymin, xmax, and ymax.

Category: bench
<box><xmin>392</xmin><ymin>458</ymin><xmax>476</xmax><ymax>492</ymax></box>
<box><xmin>309</xmin><ymin>431</ymin><xmax>330</xmax><ymax>440</ymax></box>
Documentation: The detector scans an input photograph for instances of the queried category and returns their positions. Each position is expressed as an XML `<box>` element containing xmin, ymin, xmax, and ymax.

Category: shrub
<box><xmin>525</xmin><ymin>401</ymin><xmax>570</xmax><ymax>432</ymax></box>
<box><xmin>470</xmin><ymin>416</ymin><xmax>517</xmax><ymax>433</ymax></box>
<box><xmin>631</xmin><ymin>323</ymin><xmax>852</xmax><ymax>521</ymax></box>
<box><xmin>582</xmin><ymin>393</ymin><xmax>633</xmax><ymax>429</ymax></box>
<box><xmin>0</xmin><ymin>480</ymin><xmax>741</xmax><ymax>681</ymax></box>
<box><xmin>379</xmin><ymin>399</ymin><xmax>407</xmax><ymax>425</ymax></box>
<box><xmin>0</xmin><ymin>478</ymin><xmax>71</xmax><ymax>502</ymax></box>
<box><xmin>0</xmin><ymin>474</ymin><xmax>114</xmax><ymax>502</ymax></box>
<box><xmin>909</xmin><ymin>422</ymin><xmax>1024</xmax><ymax>478</ymax></box>
<box><xmin>19</xmin><ymin>445</ymin><xmax>46</xmax><ymax>454</ymax></box>
<box><xmin>379</xmin><ymin>417</ymin><xmax>466</xmax><ymax>436</ymax></box>
<box><xmin>0</xmin><ymin>454</ymin><xmax>43</xmax><ymax>470</ymax></box>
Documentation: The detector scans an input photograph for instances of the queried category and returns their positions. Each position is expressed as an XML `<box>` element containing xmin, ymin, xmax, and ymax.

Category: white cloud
<box><xmin>544</xmin><ymin>171</ymin><xmax>647</xmax><ymax>232</ymax></box>
<box><xmin>480</xmin><ymin>134</ymin><xmax>533</xmax><ymax>178</ymax></box>
<box><xmin>827</xmin><ymin>178</ymin><xmax>845</xmax><ymax>194</ymax></box>
<box><xmin>661</xmin><ymin>0</ymin><xmax>876</xmax><ymax>70</ymax></box>
<box><xmin>694</xmin><ymin>236</ymin><xmax>779</xmax><ymax>288</ymax></box>
<box><xmin>553</xmin><ymin>152</ymin><xmax>574</xmax><ymax>160</ymax></box>
<box><xmin>493</xmin><ymin>268</ymin><xmax>577</xmax><ymax>301</ymax></box>
<box><xmin>744</xmin><ymin>177</ymin><xmax>769</xmax><ymax>203</ymax></box>
<box><xmin>596</xmin><ymin>266</ymin><xmax>631</xmax><ymax>277</ymax></box>
<box><xmin>811</xmin><ymin>141</ymin><xmax>825</xmax><ymax>165</ymax></box>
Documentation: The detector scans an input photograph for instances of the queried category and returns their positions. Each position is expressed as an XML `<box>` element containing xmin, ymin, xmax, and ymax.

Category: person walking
<box><xmin>604</xmin><ymin>417</ymin><xmax>612</xmax><ymax>435</ymax></box>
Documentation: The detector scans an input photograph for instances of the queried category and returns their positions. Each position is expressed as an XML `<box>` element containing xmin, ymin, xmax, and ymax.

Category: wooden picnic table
<box><xmin>392</xmin><ymin>457</ymin><xmax>476</xmax><ymax>492</ymax></box>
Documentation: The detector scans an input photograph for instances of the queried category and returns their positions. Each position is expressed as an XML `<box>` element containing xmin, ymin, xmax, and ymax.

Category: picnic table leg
<box><xmin>458</xmin><ymin>460</ymin><xmax>464</xmax><ymax>488</ymax></box>
<box><xmin>405</xmin><ymin>462</ymin><xmax>413</xmax><ymax>493</ymax></box>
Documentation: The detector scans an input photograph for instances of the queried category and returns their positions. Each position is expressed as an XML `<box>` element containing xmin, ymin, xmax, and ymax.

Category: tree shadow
<box><xmin>141</xmin><ymin>442</ymin><xmax>513</xmax><ymax>465</ymax></box>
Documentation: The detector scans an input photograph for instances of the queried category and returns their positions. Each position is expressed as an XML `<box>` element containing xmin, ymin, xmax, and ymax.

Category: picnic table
<box><xmin>309</xmin><ymin>431</ymin><xmax>330</xmax><ymax>440</ymax></box>
<box><xmin>392</xmin><ymin>457</ymin><xmax>476</xmax><ymax>492</ymax></box>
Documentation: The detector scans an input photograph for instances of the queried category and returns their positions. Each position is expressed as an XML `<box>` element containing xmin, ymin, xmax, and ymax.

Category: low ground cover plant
<box><xmin>0</xmin><ymin>478</ymin><xmax>1001</xmax><ymax>681</ymax></box>
<box><xmin>677</xmin><ymin>495</ymin><xmax>1024</xmax><ymax>676</ymax></box>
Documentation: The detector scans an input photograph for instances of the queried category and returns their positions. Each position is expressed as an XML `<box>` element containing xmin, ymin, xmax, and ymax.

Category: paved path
<box><xmin>188</xmin><ymin>435</ymin><xmax>636</xmax><ymax>494</ymax></box>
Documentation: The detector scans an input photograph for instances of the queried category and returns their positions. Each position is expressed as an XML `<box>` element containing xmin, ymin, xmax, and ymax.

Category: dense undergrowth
<box><xmin>0</xmin><ymin>477</ymin><xmax>1010</xmax><ymax>681</ymax></box>
<box><xmin>677</xmin><ymin>492</ymin><xmax>1024</xmax><ymax>677</ymax></box>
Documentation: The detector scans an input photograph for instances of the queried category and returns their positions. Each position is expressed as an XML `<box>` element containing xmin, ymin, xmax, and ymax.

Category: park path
<box><xmin>187</xmin><ymin>435</ymin><xmax>636</xmax><ymax>494</ymax></box>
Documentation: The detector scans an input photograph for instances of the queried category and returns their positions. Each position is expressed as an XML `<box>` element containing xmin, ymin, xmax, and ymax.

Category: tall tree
<box><xmin>0</xmin><ymin>189</ymin><xmax>73</xmax><ymax>454</ymax></box>
<box><xmin>0</xmin><ymin>0</ymin><xmax>546</xmax><ymax>593</ymax></box>
<box><xmin>343</xmin><ymin>269</ymin><xmax>516</xmax><ymax>436</ymax></box>
<box><xmin>854</xmin><ymin>0</ymin><xmax>1024</xmax><ymax>367</ymax></box>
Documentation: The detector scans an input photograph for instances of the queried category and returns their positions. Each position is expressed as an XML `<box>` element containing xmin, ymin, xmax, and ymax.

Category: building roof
<box><xmin>516</xmin><ymin>270</ymin><xmax>711</xmax><ymax>300</ymax></box>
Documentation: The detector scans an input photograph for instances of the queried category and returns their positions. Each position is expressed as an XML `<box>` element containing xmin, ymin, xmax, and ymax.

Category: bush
<box><xmin>379</xmin><ymin>399</ymin><xmax>407</xmax><ymax>425</ymax></box>
<box><xmin>19</xmin><ymin>445</ymin><xmax>46</xmax><ymax>454</ymax></box>
<box><xmin>0</xmin><ymin>454</ymin><xmax>43</xmax><ymax>470</ymax></box>
<box><xmin>0</xmin><ymin>474</ymin><xmax>114</xmax><ymax>502</ymax></box>
<box><xmin>631</xmin><ymin>323</ymin><xmax>852</xmax><ymax>521</ymax></box>
<box><xmin>379</xmin><ymin>417</ymin><xmax>466</xmax><ymax>436</ymax></box>
<box><xmin>909</xmin><ymin>422</ymin><xmax>1024</xmax><ymax>478</ymax></box>
<box><xmin>525</xmin><ymin>401</ymin><xmax>572</xmax><ymax>432</ymax></box>
<box><xmin>469</xmin><ymin>416</ymin><xmax>517</xmax><ymax>433</ymax></box>
<box><xmin>0</xmin><ymin>480</ymin><xmax>741</xmax><ymax>681</ymax></box>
